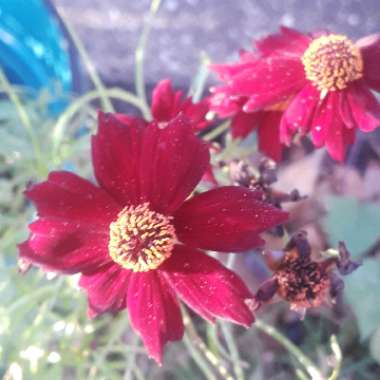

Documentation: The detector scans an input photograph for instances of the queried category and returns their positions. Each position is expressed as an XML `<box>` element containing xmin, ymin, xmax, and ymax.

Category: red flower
<box><xmin>211</xmin><ymin>27</ymin><xmax>380</xmax><ymax>161</ymax></box>
<box><xmin>19</xmin><ymin>112</ymin><xmax>288</xmax><ymax>363</ymax></box>
<box><xmin>116</xmin><ymin>79</ymin><xmax>210</xmax><ymax>132</ymax></box>
<box><xmin>151</xmin><ymin>79</ymin><xmax>210</xmax><ymax>131</ymax></box>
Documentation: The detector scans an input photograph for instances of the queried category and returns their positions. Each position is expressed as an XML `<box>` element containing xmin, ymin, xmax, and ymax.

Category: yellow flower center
<box><xmin>302</xmin><ymin>34</ymin><xmax>363</xmax><ymax>95</ymax></box>
<box><xmin>108</xmin><ymin>203</ymin><xmax>176</xmax><ymax>272</ymax></box>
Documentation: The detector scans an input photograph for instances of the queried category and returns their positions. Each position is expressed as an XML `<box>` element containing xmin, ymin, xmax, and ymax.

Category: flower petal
<box><xmin>314</xmin><ymin>92</ymin><xmax>355</xmax><ymax>161</ymax></box>
<box><xmin>26</xmin><ymin>170</ymin><xmax>120</xmax><ymax>226</ymax></box>
<box><xmin>210</xmin><ymin>60</ymin><xmax>259</xmax><ymax>81</ymax></box>
<box><xmin>137</xmin><ymin>115</ymin><xmax>210</xmax><ymax>214</ymax></box>
<box><xmin>92</xmin><ymin>112</ymin><xmax>210</xmax><ymax>213</ymax></box>
<box><xmin>151</xmin><ymin>79</ymin><xmax>210</xmax><ymax>130</ymax></box>
<box><xmin>357</xmin><ymin>33</ymin><xmax>380</xmax><ymax>92</ymax></box>
<box><xmin>346</xmin><ymin>83</ymin><xmax>380</xmax><ymax>132</ymax></box>
<box><xmin>325</xmin><ymin>116</ymin><xmax>354</xmax><ymax>162</ymax></box>
<box><xmin>174</xmin><ymin>186</ymin><xmax>288</xmax><ymax>252</ymax></box>
<box><xmin>127</xmin><ymin>271</ymin><xmax>184</xmax><ymax>364</ymax></box>
<box><xmin>79</xmin><ymin>264</ymin><xmax>131</xmax><ymax>318</ymax></box>
<box><xmin>231</xmin><ymin>111</ymin><xmax>260</xmax><ymax>139</ymax></box>
<box><xmin>181</xmin><ymin>97</ymin><xmax>210</xmax><ymax>131</ymax></box>
<box><xmin>212</xmin><ymin>64</ymin><xmax>305</xmax><ymax>113</ymax></box>
<box><xmin>92</xmin><ymin>112</ymin><xmax>146</xmax><ymax>206</ymax></box>
<box><xmin>21</xmin><ymin>171</ymin><xmax>118</xmax><ymax>274</ymax></box>
<box><xmin>257</xmin><ymin>111</ymin><xmax>283</xmax><ymax>161</ymax></box>
<box><xmin>280</xmin><ymin>84</ymin><xmax>319</xmax><ymax>144</ymax></box>
<box><xmin>311</xmin><ymin>93</ymin><xmax>336</xmax><ymax>148</ymax></box>
<box><xmin>339</xmin><ymin>91</ymin><xmax>356</xmax><ymax>129</ymax></box>
<box><xmin>160</xmin><ymin>244</ymin><xmax>254</xmax><ymax>326</ymax></box>
<box><xmin>209</xmin><ymin>93</ymin><xmax>245</xmax><ymax>118</ymax></box>
<box><xmin>151</xmin><ymin>79</ymin><xmax>177</xmax><ymax>122</ymax></box>
<box><xmin>255</xmin><ymin>26</ymin><xmax>311</xmax><ymax>57</ymax></box>
<box><xmin>19</xmin><ymin>218</ymin><xmax>110</xmax><ymax>274</ymax></box>
<box><xmin>229</xmin><ymin>58</ymin><xmax>306</xmax><ymax>111</ymax></box>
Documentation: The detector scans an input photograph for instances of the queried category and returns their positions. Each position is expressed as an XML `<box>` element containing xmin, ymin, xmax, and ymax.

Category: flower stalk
<box><xmin>255</xmin><ymin>319</ymin><xmax>324</xmax><ymax>380</ymax></box>
<box><xmin>134</xmin><ymin>0</ymin><xmax>162</xmax><ymax>119</ymax></box>
<box><xmin>56</xmin><ymin>6</ymin><xmax>114</xmax><ymax>113</ymax></box>
<box><xmin>0</xmin><ymin>69</ymin><xmax>45</xmax><ymax>176</ymax></box>
<box><xmin>183</xmin><ymin>309</ymin><xmax>234</xmax><ymax>380</ymax></box>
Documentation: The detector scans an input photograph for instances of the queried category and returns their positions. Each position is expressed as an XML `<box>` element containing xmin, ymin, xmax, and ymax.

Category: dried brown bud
<box><xmin>255</xmin><ymin>232</ymin><xmax>360</xmax><ymax>316</ymax></box>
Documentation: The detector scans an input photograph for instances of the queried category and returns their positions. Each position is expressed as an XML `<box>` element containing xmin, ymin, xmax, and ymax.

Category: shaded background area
<box><xmin>51</xmin><ymin>0</ymin><xmax>380</xmax><ymax>90</ymax></box>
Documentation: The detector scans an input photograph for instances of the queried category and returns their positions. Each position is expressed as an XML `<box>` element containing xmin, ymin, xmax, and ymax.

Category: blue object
<box><xmin>0</xmin><ymin>0</ymin><xmax>74</xmax><ymax>113</ymax></box>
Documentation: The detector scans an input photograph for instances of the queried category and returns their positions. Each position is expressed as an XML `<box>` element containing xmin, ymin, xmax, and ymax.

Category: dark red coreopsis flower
<box><xmin>18</xmin><ymin>112</ymin><xmax>288</xmax><ymax>363</ymax></box>
<box><xmin>117</xmin><ymin>79</ymin><xmax>210</xmax><ymax>132</ymax></box>
<box><xmin>151</xmin><ymin>79</ymin><xmax>210</xmax><ymax>131</ymax></box>
<box><xmin>211</xmin><ymin>27</ymin><xmax>380</xmax><ymax>161</ymax></box>
<box><xmin>254</xmin><ymin>232</ymin><xmax>360</xmax><ymax>317</ymax></box>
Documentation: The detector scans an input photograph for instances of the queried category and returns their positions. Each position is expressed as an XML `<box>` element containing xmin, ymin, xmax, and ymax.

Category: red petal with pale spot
<box><xmin>280</xmin><ymin>84</ymin><xmax>319</xmax><ymax>144</ymax></box>
<box><xmin>174</xmin><ymin>186</ymin><xmax>288</xmax><ymax>252</ymax></box>
<box><xmin>311</xmin><ymin>93</ymin><xmax>336</xmax><ymax>148</ymax></box>
<box><xmin>79</xmin><ymin>264</ymin><xmax>131</xmax><ymax>318</ymax></box>
<box><xmin>160</xmin><ymin>245</ymin><xmax>254</xmax><ymax>326</ymax></box>
<box><xmin>127</xmin><ymin>271</ymin><xmax>184</xmax><ymax>364</ymax></box>
<box><xmin>92</xmin><ymin>112</ymin><xmax>210</xmax><ymax>213</ymax></box>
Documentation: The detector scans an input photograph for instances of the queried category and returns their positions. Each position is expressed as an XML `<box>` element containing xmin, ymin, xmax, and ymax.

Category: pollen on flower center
<box><xmin>302</xmin><ymin>34</ymin><xmax>363</xmax><ymax>94</ymax></box>
<box><xmin>108</xmin><ymin>203</ymin><xmax>176</xmax><ymax>272</ymax></box>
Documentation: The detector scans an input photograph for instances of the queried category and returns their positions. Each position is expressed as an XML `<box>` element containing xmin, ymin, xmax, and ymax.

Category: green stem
<box><xmin>203</xmin><ymin>121</ymin><xmax>230</xmax><ymax>141</ymax></box>
<box><xmin>296</xmin><ymin>368</ymin><xmax>311</xmax><ymax>380</ymax></box>
<box><xmin>220</xmin><ymin>322</ymin><xmax>245</xmax><ymax>380</ymax></box>
<box><xmin>132</xmin><ymin>367</ymin><xmax>145</xmax><ymax>380</ymax></box>
<box><xmin>0</xmin><ymin>69</ymin><xmax>45</xmax><ymax>174</ymax></box>
<box><xmin>123</xmin><ymin>335</ymin><xmax>141</xmax><ymax>380</ymax></box>
<box><xmin>56</xmin><ymin>6</ymin><xmax>114</xmax><ymax>112</ymax></box>
<box><xmin>255</xmin><ymin>319</ymin><xmax>324</xmax><ymax>380</ymax></box>
<box><xmin>135</xmin><ymin>0</ymin><xmax>162</xmax><ymax>119</ymax></box>
<box><xmin>184</xmin><ymin>334</ymin><xmax>217</xmax><ymax>380</ymax></box>
<box><xmin>8</xmin><ymin>286</ymin><xmax>54</xmax><ymax>314</ymax></box>
<box><xmin>183</xmin><ymin>308</ymin><xmax>234</xmax><ymax>380</ymax></box>
<box><xmin>188</xmin><ymin>51</ymin><xmax>211</xmax><ymax>102</ymax></box>
<box><xmin>51</xmin><ymin>88</ymin><xmax>149</xmax><ymax>159</ymax></box>
<box><xmin>327</xmin><ymin>336</ymin><xmax>342</xmax><ymax>380</ymax></box>
<box><xmin>89</xmin><ymin>312</ymin><xmax>129</xmax><ymax>379</ymax></box>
